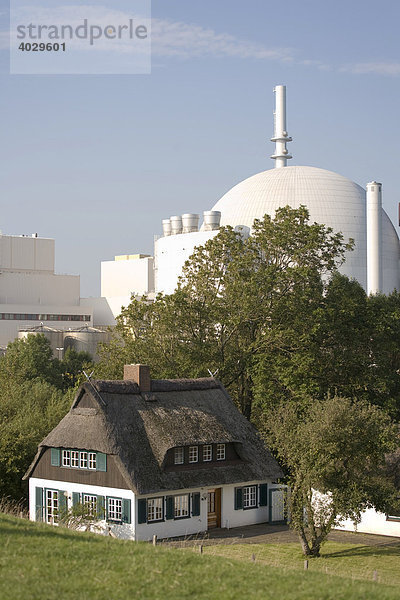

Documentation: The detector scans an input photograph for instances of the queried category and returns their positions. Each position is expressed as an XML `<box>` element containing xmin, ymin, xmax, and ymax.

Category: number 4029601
<box><xmin>18</xmin><ymin>42</ymin><xmax>66</xmax><ymax>51</ymax></box>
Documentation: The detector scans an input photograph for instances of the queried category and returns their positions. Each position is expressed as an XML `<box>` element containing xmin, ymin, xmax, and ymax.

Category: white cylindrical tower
<box><xmin>270</xmin><ymin>85</ymin><xmax>292</xmax><ymax>168</ymax></box>
<box><xmin>366</xmin><ymin>181</ymin><xmax>383</xmax><ymax>295</ymax></box>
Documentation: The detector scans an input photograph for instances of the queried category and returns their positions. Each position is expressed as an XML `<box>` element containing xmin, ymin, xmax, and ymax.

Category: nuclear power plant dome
<box><xmin>155</xmin><ymin>85</ymin><xmax>400</xmax><ymax>297</ymax></box>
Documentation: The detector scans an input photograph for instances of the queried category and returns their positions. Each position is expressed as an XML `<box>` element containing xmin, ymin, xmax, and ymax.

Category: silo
<box><xmin>63</xmin><ymin>326</ymin><xmax>112</xmax><ymax>362</ymax></box>
<box><xmin>18</xmin><ymin>326</ymin><xmax>64</xmax><ymax>358</ymax></box>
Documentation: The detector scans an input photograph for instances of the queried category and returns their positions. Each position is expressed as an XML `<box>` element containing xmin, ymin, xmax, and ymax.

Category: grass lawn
<box><xmin>201</xmin><ymin>539</ymin><xmax>400</xmax><ymax>587</ymax></box>
<box><xmin>1</xmin><ymin>514</ymin><xmax>400</xmax><ymax>600</ymax></box>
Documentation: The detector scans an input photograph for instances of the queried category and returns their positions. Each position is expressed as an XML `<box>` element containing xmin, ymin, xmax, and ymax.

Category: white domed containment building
<box><xmin>154</xmin><ymin>85</ymin><xmax>400</xmax><ymax>295</ymax></box>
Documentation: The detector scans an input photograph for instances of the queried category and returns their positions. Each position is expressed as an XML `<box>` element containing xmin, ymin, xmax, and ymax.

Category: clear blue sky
<box><xmin>1</xmin><ymin>0</ymin><xmax>400</xmax><ymax>296</ymax></box>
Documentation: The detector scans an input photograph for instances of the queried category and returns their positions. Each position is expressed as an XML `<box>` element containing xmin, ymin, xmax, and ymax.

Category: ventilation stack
<box><xmin>203</xmin><ymin>211</ymin><xmax>221</xmax><ymax>231</ymax></box>
<box><xmin>170</xmin><ymin>216</ymin><xmax>183</xmax><ymax>235</ymax></box>
<box><xmin>270</xmin><ymin>85</ymin><xmax>292</xmax><ymax>168</ymax></box>
<box><xmin>162</xmin><ymin>219</ymin><xmax>172</xmax><ymax>237</ymax></box>
<box><xmin>366</xmin><ymin>181</ymin><xmax>383</xmax><ymax>295</ymax></box>
<box><xmin>182</xmin><ymin>213</ymin><xmax>199</xmax><ymax>233</ymax></box>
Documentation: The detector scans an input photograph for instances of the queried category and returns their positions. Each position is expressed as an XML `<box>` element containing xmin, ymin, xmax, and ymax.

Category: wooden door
<box><xmin>269</xmin><ymin>488</ymin><xmax>285</xmax><ymax>523</ymax></box>
<box><xmin>207</xmin><ymin>488</ymin><xmax>221</xmax><ymax>528</ymax></box>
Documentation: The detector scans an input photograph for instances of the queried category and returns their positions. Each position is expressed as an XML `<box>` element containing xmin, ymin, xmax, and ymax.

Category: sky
<box><xmin>1</xmin><ymin>0</ymin><xmax>400</xmax><ymax>296</ymax></box>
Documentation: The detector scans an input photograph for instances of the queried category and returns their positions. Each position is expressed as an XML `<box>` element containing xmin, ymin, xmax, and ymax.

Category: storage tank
<box><xmin>18</xmin><ymin>326</ymin><xmax>65</xmax><ymax>358</ymax></box>
<box><xmin>63</xmin><ymin>326</ymin><xmax>112</xmax><ymax>362</ymax></box>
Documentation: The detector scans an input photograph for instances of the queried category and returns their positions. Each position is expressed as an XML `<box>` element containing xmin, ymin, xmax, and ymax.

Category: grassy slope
<box><xmin>202</xmin><ymin>540</ymin><xmax>400</xmax><ymax>587</ymax></box>
<box><xmin>0</xmin><ymin>515</ymin><xmax>399</xmax><ymax>600</ymax></box>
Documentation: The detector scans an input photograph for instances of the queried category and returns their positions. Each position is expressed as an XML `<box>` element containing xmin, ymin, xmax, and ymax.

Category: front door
<box><xmin>207</xmin><ymin>488</ymin><xmax>221</xmax><ymax>529</ymax></box>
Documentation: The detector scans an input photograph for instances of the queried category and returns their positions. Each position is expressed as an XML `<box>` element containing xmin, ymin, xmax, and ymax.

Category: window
<box><xmin>189</xmin><ymin>446</ymin><xmax>198</xmax><ymax>463</ymax></box>
<box><xmin>88</xmin><ymin>452</ymin><xmax>97</xmax><ymax>470</ymax></box>
<box><xmin>62</xmin><ymin>450</ymin><xmax>71</xmax><ymax>467</ymax></box>
<box><xmin>108</xmin><ymin>497</ymin><xmax>122</xmax><ymax>521</ymax></box>
<box><xmin>71</xmin><ymin>451</ymin><xmax>79</xmax><ymax>468</ymax></box>
<box><xmin>174</xmin><ymin>495</ymin><xmax>189</xmax><ymax>518</ymax></box>
<box><xmin>83</xmin><ymin>494</ymin><xmax>97</xmax><ymax>516</ymax></box>
<box><xmin>203</xmin><ymin>445</ymin><xmax>212</xmax><ymax>462</ymax></box>
<box><xmin>174</xmin><ymin>447</ymin><xmax>184</xmax><ymax>465</ymax></box>
<box><xmin>147</xmin><ymin>497</ymin><xmax>163</xmax><ymax>522</ymax></box>
<box><xmin>46</xmin><ymin>490</ymin><xmax>59</xmax><ymax>524</ymax></box>
<box><xmin>243</xmin><ymin>485</ymin><xmax>257</xmax><ymax>509</ymax></box>
<box><xmin>216</xmin><ymin>443</ymin><xmax>226</xmax><ymax>461</ymax></box>
<box><xmin>80</xmin><ymin>451</ymin><xmax>88</xmax><ymax>469</ymax></box>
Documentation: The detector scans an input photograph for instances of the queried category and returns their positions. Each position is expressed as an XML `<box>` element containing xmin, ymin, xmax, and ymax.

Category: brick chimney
<box><xmin>124</xmin><ymin>364</ymin><xmax>151</xmax><ymax>392</ymax></box>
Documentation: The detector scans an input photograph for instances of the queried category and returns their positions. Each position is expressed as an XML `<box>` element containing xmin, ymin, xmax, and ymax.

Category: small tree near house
<box><xmin>266</xmin><ymin>395</ymin><xmax>400</xmax><ymax>557</ymax></box>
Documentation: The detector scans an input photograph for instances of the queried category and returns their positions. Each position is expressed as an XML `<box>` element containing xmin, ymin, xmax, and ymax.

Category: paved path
<box><xmin>164</xmin><ymin>523</ymin><xmax>400</xmax><ymax>549</ymax></box>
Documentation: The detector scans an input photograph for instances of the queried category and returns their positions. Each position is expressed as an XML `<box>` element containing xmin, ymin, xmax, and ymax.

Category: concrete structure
<box><xmin>337</xmin><ymin>508</ymin><xmax>400</xmax><ymax>538</ymax></box>
<box><xmin>100</xmin><ymin>254</ymin><xmax>155</xmax><ymax>320</ymax></box>
<box><xmin>0</xmin><ymin>233</ymin><xmax>94</xmax><ymax>350</ymax></box>
<box><xmin>152</xmin><ymin>85</ymin><xmax>400</xmax><ymax>297</ymax></box>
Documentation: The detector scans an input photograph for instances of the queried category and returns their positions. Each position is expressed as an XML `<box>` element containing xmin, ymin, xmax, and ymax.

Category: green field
<box><xmin>1</xmin><ymin>514</ymin><xmax>400</xmax><ymax>600</ymax></box>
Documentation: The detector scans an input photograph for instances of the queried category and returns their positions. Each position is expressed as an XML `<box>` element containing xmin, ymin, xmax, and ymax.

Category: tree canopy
<box><xmin>266</xmin><ymin>395</ymin><xmax>400</xmax><ymax>556</ymax></box>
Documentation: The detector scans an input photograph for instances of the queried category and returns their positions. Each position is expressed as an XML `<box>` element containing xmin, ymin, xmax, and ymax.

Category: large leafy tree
<box><xmin>96</xmin><ymin>206</ymin><xmax>354</xmax><ymax>418</ymax></box>
<box><xmin>266</xmin><ymin>396</ymin><xmax>399</xmax><ymax>557</ymax></box>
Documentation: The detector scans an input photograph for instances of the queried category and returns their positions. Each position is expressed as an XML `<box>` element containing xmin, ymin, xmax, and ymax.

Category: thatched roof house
<box><xmin>26</xmin><ymin>365</ymin><xmax>284</xmax><ymax>540</ymax></box>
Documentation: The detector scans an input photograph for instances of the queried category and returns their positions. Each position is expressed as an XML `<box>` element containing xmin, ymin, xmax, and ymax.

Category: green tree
<box><xmin>60</xmin><ymin>347</ymin><xmax>93</xmax><ymax>390</ymax></box>
<box><xmin>0</xmin><ymin>380</ymin><xmax>72</xmax><ymax>500</ymax></box>
<box><xmin>266</xmin><ymin>396</ymin><xmax>399</xmax><ymax>557</ymax></box>
<box><xmin>97</xmin><ymin>206</ymin><xmax>353</xmax><ymax>418</ymax></box>
<box><xmin>0</xmin><ymin>335</ymin><xmax>62</xmax><ymax>388</ymax></box>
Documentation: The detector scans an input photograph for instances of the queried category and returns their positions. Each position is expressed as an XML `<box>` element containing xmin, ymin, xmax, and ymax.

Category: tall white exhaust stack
<box><xmin>366</xmin><ymin>181</ymin><xmax>383</xmax><ymax>295</ymax></box>
<box><xmin>271</xmin><ymin>85</ymin><xmax>292</xmax><ymax>168</ymax></box>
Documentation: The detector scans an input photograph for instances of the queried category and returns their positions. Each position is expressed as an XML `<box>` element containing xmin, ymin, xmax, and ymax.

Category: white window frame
<box><xmin>174</xmin><ymin>494</ymin><xmax>189</xmax><ymax>519</ymax></box>
<box><xmin>80</xmin><ymin>451</ymin><xmax>88</xmax><ymax>469</ymax></box>
<box><xmin>216</xmin><ymin>443</ymin><xmax>226</xmax><ymax>461</ymax></box>
<box><xmin>174</xmin><ymin>447</ymin><xmax>184</xmax><ymax>465</ymax></box>
<box><xmin>243</xmin><ymin>485</ymin><xmax>257</xmax><ymax>509</ymax></box>
<box><xmin>107</xmin><ymin>497</ymin><xmax>122</xmax><ymax>522</ymax></box>
<box><xmin>203</xmin><ymin>445</ymin><xmax>212</xmax><ymax>462</ymax></box>
<box><xmin>83</xmin><ymin>494</ymin><xmax>97</xmax><ymax>516</ymax></box>
<box><xmin>147</xmin><ymin>497</ymin><xmax>164</xmax><ymax>522</ymax></box>
<box><xmin>62</xmin><ymin>450</ymin><xmax>71</xmax><ymax>467</ymax></box>
<box><xmin>88</xmin><ymin>452</ymin><xmax>97</xmax><ymax>470</ymax></box>
<box><xmin>188</xmin><ymin>446</ymin><xmax>198</xmax><ymax>463</ymax></box>
<box><xmin>71</xmin><ymin>450</ymin><xmax>79</xmax><ymax>468</ymax></box>
<box><xmin>46</xmin><ymin>489</ymin><xmax>59</xmax><ymax>524</ymax></box>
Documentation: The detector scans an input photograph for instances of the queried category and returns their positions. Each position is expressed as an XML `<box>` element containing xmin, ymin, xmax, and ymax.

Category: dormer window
<box><xmin>174</xmin><ymin>447</ymin><xmax>184</xmax><ymax>465</ymax></box>
<box><xmin>188</xmin><ymin>446</ymin><xmax>198</xmax><ymax>463</ymax></box>
<box><xmin>216</xmin><ymin>443</ymin><xmax>226</xmax><ymax>461</ymax></box>
<box><xmin>203</xmin><ymin>445</ymin><xmax>212</xmax><ymax>461</ymax></box>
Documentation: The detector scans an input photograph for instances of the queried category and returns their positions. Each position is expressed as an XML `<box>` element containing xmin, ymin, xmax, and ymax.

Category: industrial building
<box><xmin>0</xmin><ymin>233</ymin><xmax>96</xmax><ymax>352</ymax></box>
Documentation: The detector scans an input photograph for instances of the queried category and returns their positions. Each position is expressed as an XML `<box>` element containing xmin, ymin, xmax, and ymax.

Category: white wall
<box><xmin>101</xmin><ymin>257</ymin><xmax>154</xmax><ymax>298</ymax></box>
<box><xmin>336</xmin><ymin>508</ymin><xmax>400</xmax><ymax>538</ymax></box>
<box><xmin>0</xmin><ymin>235</ymin><xmax>54</xmax><ymax>272</ymax></box>
<box><xmin>155</xmin><ymin>230</ymin><xmax>219</xmax><ymax>295</ymax></box>
<box><xmin>29</xmin><ymin>477</ymin><xmax>136</xmax><ymax>540</ymax></box>
<box><xmin>80</xmin><ymin>296</ymin><xmax>116</xmax><ymax>327</ymax></box>
<box><xmin>0</xmin><ymin>272</ymin><xmax>80</xmax><ymax>305</ymax></box>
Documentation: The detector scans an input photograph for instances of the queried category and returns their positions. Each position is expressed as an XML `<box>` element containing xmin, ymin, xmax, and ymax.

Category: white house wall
<box><xmin>336</xmin><ymin>508</ymin><xmax>400</xmax><ymax>538</ymax></box>
<box><xmin>29</xmin><ymin>477</ymin><xmax>136</xmax><ymax>540</ymax></box>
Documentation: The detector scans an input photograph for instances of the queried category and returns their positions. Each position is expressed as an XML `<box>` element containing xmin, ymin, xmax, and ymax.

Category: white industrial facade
<box><xmin>0</xmin><ymin>233</ymin><xmax>94</xmax><ymax>351</ymax></box>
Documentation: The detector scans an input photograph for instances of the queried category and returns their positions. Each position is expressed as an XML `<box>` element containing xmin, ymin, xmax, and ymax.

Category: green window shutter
<box><xmin>72</xmin><ymin>492</ymin><xmax>80</xmax><ymax>506</ymax></box>
<box><xmin>259</xmin><ymin>483</ymin><xmax>268</xmax><ymax>507</ymax></box>
<box><xmin>35</xmin><ymin>487</ymin><xmax>43</xmax><ymax>522</ymax></box>
<box><xmin>50</xmin><ymin>448</ymin><xmax>60</xmax><ymax>467</ymax></box>
<box><xmin>137</xmin><ymin>499</ymin><xmax>147</xmax><ymax>524</ymax></box>
<box><xmin>58</xmin><ymin>490</ymin><xmax>67</xmax><ymax>518</ymax></box>
<box><xmin>192</xmin><ymin>492</ymin><xmax>200</xmax><ymax>517</ymax></box>
<box><xmin>122</xmin><ymin>499</ymin><xmax>131</xmax><ymax>524</ymax></box>
<box><xmin>165</xmin><ymin>496</ymin><xmax>174</xmax><ymax>520</ymax></box>
<box><xmin>96</xmin><ymin>452</ymin><xmax>107</xmax><ymax>472</ymax></box>
<box><xmin>234</xmin><ymin>487</ymin><xmax>243</xmax><ymax>510</ymax></box>
<box><xmin>97</xmin><ymin>495</ymin><xmax>105</xmax><ymax>519</ymax></box>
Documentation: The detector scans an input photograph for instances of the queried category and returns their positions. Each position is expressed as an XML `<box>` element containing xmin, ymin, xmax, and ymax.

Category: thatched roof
<box><xmin>26</xmin><ymin>378</ymin><xmax>283</xmax><ymax>494</ymax></box>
